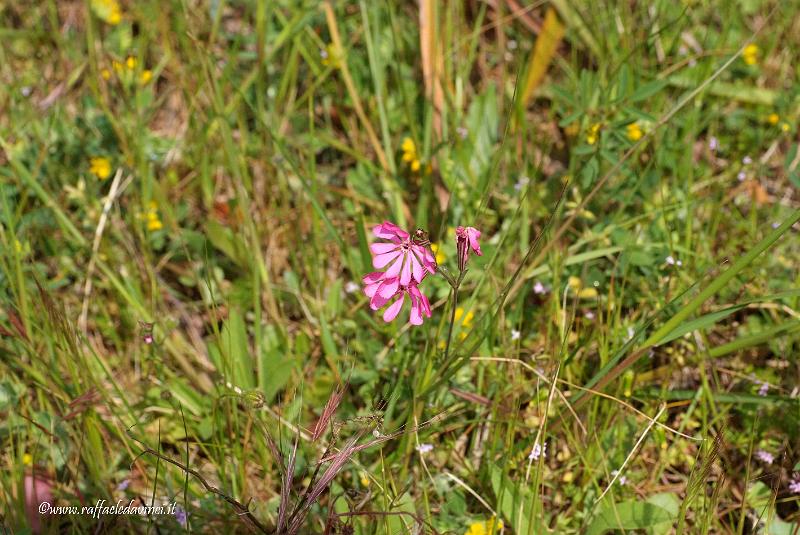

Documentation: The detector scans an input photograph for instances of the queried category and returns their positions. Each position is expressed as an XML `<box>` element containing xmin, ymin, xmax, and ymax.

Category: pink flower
<box><xmin>456</xmin><ymin>226</ymin><xmax>482</xmax><ymax>271</ymax></box>
<box><xmin>363</xmin><ymin>272</ymin><xmax>431</xmax><ymax>325</ymax></box>
<box><xmin>790</xmin><ymin>476</ymin><xmax>800</xmax><ymax>494</ymax></box>
<box><xmin>370</xmin><ymin>221</ymin><xmax>436</xmax><ymax>285</ymax></box>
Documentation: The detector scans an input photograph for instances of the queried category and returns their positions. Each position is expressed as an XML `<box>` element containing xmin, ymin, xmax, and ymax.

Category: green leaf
<box><xmin>627</xmin><ymin>79</ymin><xmax>669</xmax><ymax>103</ymax></box>
<box><xmin>220</xmin><ymin>308</ymin><xmax>255</xmax><ymax>390</ymax></box>
<box><xmin>586</xmin><ymin>496</ymin><xmax>677</xmax><ymax>535</ymax></box>
<box><xmin>490</xmin><ymin>466</ymin><xmax>539</xmax><ymax>535</ymax></box>
<box><xmin>205</xmin><ymin>220</ymin><xmax>249</xmax><ymax>268</ymax></box>
<box><xmin>656</xmin><ymin>306</ymin><xmax>744</xmax><ymax>345</ymax></box>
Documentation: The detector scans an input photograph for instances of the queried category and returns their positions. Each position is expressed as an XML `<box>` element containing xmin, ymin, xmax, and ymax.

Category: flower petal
<box><xmin>373</xmin><ymin>250</ymin><xmax>402</xmax><ymax>269</ymax></box>
<box><xmin>385</xmin><ymin>254</ymin><xmax>403</xmax><ymax>278</ymax></box>
<box><xmin>466</xmin><ymin>227</ymin><xmax>483</xmax><ymax>256</ymax></box>
<box><xmin>418</xmin><ymin>246</ymin><xmax>437</xmax><ymax>274</ymax></box>
<box><xmin>399</xmin><ymin>252</ymin><xmax>412</xmax><ymax>285</ymax></box>
<box><xmin>364</xmin><ymin>282</ymin><xmax>380</xmax><ymax>298</ymax></box>
<box><xmin>370</xmin><ymin>242</ymin><xmax>399</xmax><ymax>255</ymax></box>
<box><xmin>362</xmin><ymin>272</ymin><xmax>385</xmax><ymax>285</ymax></box>
<box><xmin>378</xmin><ymin>278</ymin><xmax>399</xmax><ymax>298</ymax></box>
<box><xmin>370</xmin><ymin>291</ymin><xmax>390</xmax><ymax>310</ymax></box>
<box><xmin>409</xmin><ymin>249</ymin><xmax>424</xmax><ymax>283</ymax></box>
<box><xmin>373</xmin><ymin>221</ymin><xmax>409</xmax><ymax>240</ymax></box>
<box><xmin>409</xmin><ymin>285</ymin><xmax>431</xmax><ymax>318</ymax></box>
<box><xmin>382</xmin><ymin>294</ymin><xmax>405</xmax><ymax>322</ymax></box>
<box><xmin>409</xmin><ymin>294</ymin><xmax>422</xmax><ymax>325</ymax></box>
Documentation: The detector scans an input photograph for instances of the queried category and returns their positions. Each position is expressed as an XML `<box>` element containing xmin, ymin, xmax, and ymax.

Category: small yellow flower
<box><xmin>781</xmin><ymin>122</ymin><xmax>790</xmax><ymax>132</ymax></box>
<box><xmin>400</xmin><ymin>137</ymin><xmax>425</xmax><ymax>172</ymax></box>
<box><xmin>112</xmin><ymin>60</ymin><xmax>124</xmax><ymax>74</ymax></box>
<box><xmin>91</xmin><ymin>0</ymin><xmax>122</xmax><ymax>25</ymax></box>
<box><xmin>767</xmin><ymin>113</ymin><xmax>780</xmax><ymax>125</ymax></box>
<box><xmin>567</xmin><ymin>276</ymin><xmax>598</xmax><ymax>299</ymax></box>
<box><xmin>430</xmin><ymin>243</ymin><xmax>445</xmax><ymax>264</ymax></box>
<box><xmin>359</xmin><ymin>471</ymin><xmax>370</xmax><ymax>487</ymax></box>
<box><xmin>89</xmin><ymin>157</ymin><xmax>112</xmax><ymax>180</ymax></box>
<box><xmin>126</xmin><ymin>56</ymin><xmax>137</xmax><ymax>70</ymax></box>
<box><xmin>22</xmin><ymin>453</ymin><xmax>33</xmax><ymax>466</ymax></box>
<box><xmin>145</xmin><ymin>201</ymin><xmax>163</xmax><ymax>231</ymax></box>
<box><xmin>742</xmin><ymin>44</ymin><xmax>759</xmax><ymax>66</ymax></box>
<box><xmin>100</xmin><ymin>68</ymin><xmax>111</xmax><ymax>80</ymax></box>
<box><xmin>401</xmin><ymin>137</ymin><xmax>416</xmax><ymax>162</ymax></box>
<box><xmin>626</xmin><ymin>122</ymin><xmax>643</xmax><ymax>141</ymax></box>
<box><xmin>586</xmin><ymin>123</ymin><xmax>601</xmax><ymax>145</ymax></box>
<box><xmin>454</xmin><ymin>307</ymin><xmax>474</xmax><ymax>328</ymax></box>
<box><xmin>139</xmin><ymin>70</ymin><xmax>153</xmax><ymax>85</ymax></box>
<box><xmin>465</xmin><ymin>517</ymin><xmax>503</xmax><ymax>535</ymax></box>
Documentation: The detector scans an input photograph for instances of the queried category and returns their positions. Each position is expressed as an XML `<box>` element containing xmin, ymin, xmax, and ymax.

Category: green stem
<box><xmin>443</xmin><ymin>284</ymin><xmax>459</xmax><ymax>364</ymax></box>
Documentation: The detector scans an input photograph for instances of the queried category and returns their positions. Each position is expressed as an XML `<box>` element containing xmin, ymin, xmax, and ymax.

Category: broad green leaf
<box><xmin>205</xmin><ymin>219</ymin><xmax>249</xmax><ymax>268</ymax></box>
<box><xmin>490</xmin><ymin>466</ymin><xmax>538</xmax><ymax>535</ymax></box>
<box><xmin>586</xmin><ymin>497</ymin><xmax>677</xmax><ymax>535</ymax></box>
<box><xmin>220</xmin><ymin>308</ymin><xmax>255</xmax><ymax>390</ymax></box>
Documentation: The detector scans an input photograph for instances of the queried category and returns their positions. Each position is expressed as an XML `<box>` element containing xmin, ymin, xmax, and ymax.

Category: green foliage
<box><xmin>1</xmin><ymin>0</ymin><xmax>800</xmax><ymax>532</ymax></box>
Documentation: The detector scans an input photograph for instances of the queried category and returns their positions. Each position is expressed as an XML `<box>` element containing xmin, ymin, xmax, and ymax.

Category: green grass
<box><xmin>1</xmin><ymin>0</ymin><xmax>800</xmax><ymax>533</ymax></box>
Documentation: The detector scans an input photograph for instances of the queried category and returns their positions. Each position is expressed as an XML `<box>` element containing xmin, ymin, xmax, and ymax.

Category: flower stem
<box><xmin>442</xmin><ymin>269</ymin><xmax>466</xmax><ymax>364</ymax></box>
<box><xmin>443</xmin><ymin>285</ymin><xmax>458</xmax><ymax>363</ymax></box>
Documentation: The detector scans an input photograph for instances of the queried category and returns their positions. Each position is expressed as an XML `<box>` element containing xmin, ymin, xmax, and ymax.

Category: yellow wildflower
<box><xmin>359</xmin><ymin>471</ymin><xmax>370</xmax><ymax>487</ymax></box>
<box><xmin>100</xmin><ymin>68</ymin><xmax>111</xmax><ymax>80</ymax></box>
<box><xmin>430</xmin><ymin>243</ymin><xmax>445</xmax><ymax>264</ymax></box>
<box><xmin>586</xmin><ymin>123</ymin><xmax>601</xmax><ymax>145</ymax></box>
<box><xmin>112</xmin><ymin>60</ymin><xmax>124</xmax><ymax>74</ymax></box>
<box><xmin>626</xmin><ymin>122</ymin><xmax>643</xmax><ymax>141</ymax></box>
<box><xmin>23</xmin><ymin>453</ymin><xmax>33</xmax><ymax>466</ymax></box>
<box><xmin>567</xmin><ymin>276</ymin><xmax>598</xmax><ymax>299</ymax></box>
<box><xmin>91</xmin><ymin>0</ymin><xmax>122</xmax><ymax>25</ymax></box>
<box><xmin>139</xmin><ymin>70</ymin><xmax>153</xmax><ymax>85</ymax></box>
<box><xmin>401</xmin><ymin>137</ymin><xmax>416</xmax><ymax>161</ymax></box>
<box><xmin>145</xmin><ymin>201</ymin><xmax>163</xmax><ymax>231</ymax></box>
<box><xmin>465</xmin><ymin>517</ymin><xmax>503</xmax><ymax>535</ymax></box>
<box><xmin>454</xmin><ymin>307</ymin><xmax>474</xmax><ymax>328</ymax></box>
<box><xmin>768</xmin><ymin>113</ymin><xmax>780</xmax><ymax>125</ymax></box>
<box><xmin>781</xmin><ymin>122</ymin><xmax>790</xmax><ymax>132</ymax></box>
<box><xmin>742</xmin><ymin>44</ymin><xmax>759</xmax><ymax>66</ymax></box>
<box><xmin>126</xmin><ymin>56</ymin><xmax>137</xmax><ymax>70</ymax></box>
<box><xmin>89</xmin><ymin>157</ymin><xmax>112</xmax><ymax>180</ymax></box>
<box><xmin>401</xmin><ymin>137</ymin><xmax>422</xmax><ymax>172</ymax></box>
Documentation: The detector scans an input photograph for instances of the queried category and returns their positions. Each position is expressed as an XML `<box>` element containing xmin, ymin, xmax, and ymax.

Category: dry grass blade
<box><xmin>312</xmin><ymin>382</ymin><xmax>347</xmax><ymax>442</ymax></box>
<box><xmin>277</xmin><ymin>433</ymin><xmax>300</xmax><ymax>533</ymax></box>
<box><xmin>419</xmin><ymin>0</ymin><xmax>444</xmax><ymax>136</ymax></box>
<box><xmin>287</xmin><ymin>432</ymin><xmax>365</xmax><ymax>534</ymax></box>
<box><xmin>520</xmin><ymin>7</ymin><xmax>565</xmax><ymax>107</ymax></box>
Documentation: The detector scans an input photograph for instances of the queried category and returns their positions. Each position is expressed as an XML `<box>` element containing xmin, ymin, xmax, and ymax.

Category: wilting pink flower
<box><xmin>456</xmin><ymin>226</ymin><xmax>482</xmax><ymax>271</ymax></box>
<box><xmin>370</xmin><ymin>221</ymin><xmax>436</xmax><ymax>285</ymax></box>
<box><xmin>363</xmin><ymin>272</ymin><xmax>431</xmax><ymax>325</ymax></box>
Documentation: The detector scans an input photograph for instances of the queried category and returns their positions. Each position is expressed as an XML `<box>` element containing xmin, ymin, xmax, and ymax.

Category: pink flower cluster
<box><xmin>363</xmin><ymin>221</ymin><xmax>437</xmax><ymax>325</ymax></box>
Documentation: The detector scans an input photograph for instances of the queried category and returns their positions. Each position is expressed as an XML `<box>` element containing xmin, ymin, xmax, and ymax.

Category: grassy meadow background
<box><xmin>1</xmin><ymin>0</ymin><xmax>800</xmax><ymax>533</ymax></box>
